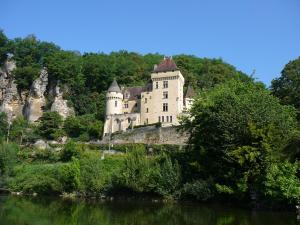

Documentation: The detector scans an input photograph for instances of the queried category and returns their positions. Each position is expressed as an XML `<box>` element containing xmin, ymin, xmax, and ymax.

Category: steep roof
<box><xmin>108</xmin><ymin>79</ymin><xmax>121</xmax><ymax>93</ymax></box>
<box><xmin>185</xmin><ymin>85</ymin><xmax>197</xmax><ymax>98</ymax></box>
<box><xmin>153</xmin><ymin>57</ymin><xmax>178</xmax><ymax>73</ymax></box>
<box><xmin>123</xmin><ymin>86</ymin><xmax>144</xmax><ymax>100</ymax></box>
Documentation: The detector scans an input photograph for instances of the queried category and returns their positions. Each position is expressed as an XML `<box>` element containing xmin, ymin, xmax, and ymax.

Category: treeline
<box><xmin>0</xmin><ymin>31</ymin><xmax>251</xmax><ymax>121</ymax></box>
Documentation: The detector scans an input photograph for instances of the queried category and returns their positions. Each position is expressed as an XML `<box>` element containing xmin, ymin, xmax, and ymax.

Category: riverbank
<box><xmin>0</xmin><ymin>141</ymin><xmax>299</xmax><ymax>211</ymax></box>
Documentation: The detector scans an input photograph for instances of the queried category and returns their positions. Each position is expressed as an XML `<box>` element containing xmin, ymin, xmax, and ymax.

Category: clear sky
<box><xmin>1</xmin><ymin>0</ymin><xmax>300</xmax><ymax>85</ymax></box>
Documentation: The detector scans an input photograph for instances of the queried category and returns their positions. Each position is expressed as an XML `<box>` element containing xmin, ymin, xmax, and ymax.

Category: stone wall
<box><xmin>101</xmin><ymin>125</ymin><xmax>189</xmax><ymax>145</ymax></box>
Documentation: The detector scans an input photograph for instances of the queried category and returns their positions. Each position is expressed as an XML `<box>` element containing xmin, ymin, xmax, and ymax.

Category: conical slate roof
<box><xmin>108</xmin><ymin>79</ymin><xmax>121</xmax><ymax>93</ymax></box>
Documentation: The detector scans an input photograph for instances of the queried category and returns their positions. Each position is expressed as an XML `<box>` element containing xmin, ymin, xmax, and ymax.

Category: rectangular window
<box><xmin>146</xmin><ymin>108</ymin><xmax>149</xmax><ymax>113</ymax></box>
<box><xmin>170</xmin><ymin>116</ymin><xmax>172</xmax><ymax>122</ymax></box>
<box><xmin>115</xmin><ymin>101</ymin><xmax>117</xmax><ymax>107</ymax></box>
<box><xmin>166</xmin><ymin>116</ymin><xmax>169</xmax><ymax>122</ymax></box>
<box><xmin>158</xmin><ymin>116</ymin><xmax>161</xmax><ymax>122</ymax></box>
<box><xmin>124</xmin><ymin>103</ymin><xmax>128</xmax><ymax>108</ymax></box>
<box><xmin>163</xmin><ymin>81</ymin><xmax>168</xmax><ymax>88</ymax></box>
<box><xmin>162</xmin><ymin>116</ymin><xmax>164</xmax><ymax>122</ymax></box>
<box><xmin>145</xmin><ymin>98</ymin><xmax>147</xmax><ymax>103</ymax></box>
<box><xmin>146</xmin><ymin>118</ymin><xmax>148</xmax><ymax>124</ymax></box>
<box><xmin>163</xmin><ymin>103</ymin><xmax>168</xmax><ymax>112</ymax></box>
<box><xmin>156</xmin><ymin>82</ymin><xmax>159</xmax><ymax>89</ymax></box>
<box><xmin>163</xmin><ymin>91</ymin><xmax>168</xmax><ymax>99</ymax></box>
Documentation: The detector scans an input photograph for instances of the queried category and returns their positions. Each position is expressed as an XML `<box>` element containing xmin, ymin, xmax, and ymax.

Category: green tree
<box><xmin>60</xmin><ymin>140</ymin><xmax>82</xmax><ymax>162</ymax></box>
<box><xmin>38</xmin><ymin>112</ymin><xmax>63</xmax><ymax>140</ymax></box>
<box><xmin>271</xmin><ymin>57</ymin><xmax>300</xmax><ymax>118</ymax></box>
<box><xmin>264</xmin><ymin>161</ymin><xmax>300</xmax><ymax>204</ymax></box>
<box><xmin>0</xmin><ymin>30</ymin><xmax>9</xmax><ymax>65</ymax></box>
<box><xmin>0</xmin><ymin>112</ymin><xmax>8</xmax><ymax>139</ymax></box>
<box><xmin>181</xmin><ymin>79</ymin><xmax>297</xmax><ymax>198</ymax></box>
<box><xmin>64</xmin><ymin>114</ymin><xmax>103</xmax><ymax>141</ymax></box>
<box><xmin>9</xmin><ymin>116</ymin><xmax>30</xmax><ymax>144</ymax></box>
<box><xmin>44</xmin><ymin>50</ymin><xmax>83</xmax><ymax>85</ymax></box>
<box><xmin>13</xmin><ymin>66</ymin><xmax>40</xmax><ymax>91</ymax></box>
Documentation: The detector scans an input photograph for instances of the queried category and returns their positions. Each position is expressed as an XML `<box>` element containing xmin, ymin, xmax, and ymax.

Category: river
<box><xmin>0</xmin><ymin>195</ymin><xmax>298</xmax><ymax>225</ymax></box>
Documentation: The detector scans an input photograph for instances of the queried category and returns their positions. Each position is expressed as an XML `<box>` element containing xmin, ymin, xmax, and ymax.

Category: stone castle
<box><xmin>103</xmin><ymin>57</ymin><xmax>196</xmax><ymax>136</ymax></box>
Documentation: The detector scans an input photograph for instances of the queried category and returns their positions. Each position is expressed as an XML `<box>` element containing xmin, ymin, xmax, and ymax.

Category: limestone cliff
<box><xmin>50</xmin><ymin>84</ymin><xmax>75</xmax><ymax>119</ymax></box>
<box><xmin>24</xmin><ymin>68</ymin><xmax>48</xmax><ymax>122</ymax></box>
<box><xmin>0</xmin><ymin>60</ymin><xmax>24</xmax><ymax>121</ymax></box>
<box><xmin>0</xmin><ymin>60</ymin><xmax>74</xmax><ymax>122</ymax></box>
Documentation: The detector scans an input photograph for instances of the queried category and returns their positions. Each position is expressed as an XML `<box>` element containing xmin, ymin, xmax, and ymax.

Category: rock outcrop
<box><xmin>0</xmin><ymin>60</ymin><xmax>24</xmax><ymax>121</ymax></box>
<box><xmin>0</xmin><ymin>60</ymin><xmax>75</xmax><ymax>122</ymax></box>
<box><xmin>50</xmin><ymin>85</ymin><xmax>75</xmax><ymax>119</ymax></box>
<box><xmin>24</xmin><ymin>69</ymin><xmax>48</xmax><ymax>122</ymax></box>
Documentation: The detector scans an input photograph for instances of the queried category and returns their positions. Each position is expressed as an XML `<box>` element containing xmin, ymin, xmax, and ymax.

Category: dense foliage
<box><xmin>181</xmin><ymin>79</ymin><xmax>299</xmax><ymax>204</ymax></box>
<box><xmin>271</xmin><ymin>57</ymin><xmax>300</xmax><ymax>119</ymax></box>
<box><xmin>0</xmin><ymin>31</ymin><xmax>251</xmax><ymax>120</ymax></box>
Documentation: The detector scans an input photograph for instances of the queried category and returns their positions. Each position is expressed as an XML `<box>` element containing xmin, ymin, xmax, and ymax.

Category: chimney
<box><xmin>153</xmin><ymin>64</ymin><xmax>158</xmax><ymax>70</ymax></box>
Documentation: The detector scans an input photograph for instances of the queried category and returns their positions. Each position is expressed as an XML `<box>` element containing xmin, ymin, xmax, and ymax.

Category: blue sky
<box><xmin>1</xmin><ymin>0</ymin><xmax>300</xmax><ymax>85</ymax></box>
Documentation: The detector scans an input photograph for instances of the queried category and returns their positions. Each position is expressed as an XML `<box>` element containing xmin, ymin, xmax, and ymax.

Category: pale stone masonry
<box><xmin>103</xmin><ymin>57</ymin><xmax>195</xmax><ymax>136</ymax></box>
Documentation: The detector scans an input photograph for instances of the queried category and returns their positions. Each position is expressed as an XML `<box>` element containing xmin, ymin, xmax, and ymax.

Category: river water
<box><xmin>0</xmin><ymin>195</ymin><xmax>298</xmax><ymax>225</ymax></box>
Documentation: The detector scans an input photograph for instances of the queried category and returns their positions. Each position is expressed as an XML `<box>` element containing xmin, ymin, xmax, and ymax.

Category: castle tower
<box><xmin>140</xmin><ymin>57</ymin><xmax>185</xmax><ymax>125</ymax></box>
<box><xmin>106</xmin><ymin>79</ymin><xmax>123</xmax><ymax>115</ymax></box>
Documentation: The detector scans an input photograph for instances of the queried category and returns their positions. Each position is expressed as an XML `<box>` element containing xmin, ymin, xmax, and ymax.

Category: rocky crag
<box><xmin>0</xmin><ymin>60</ymin><xmax>74</xmax><ymax>122</ymax></box>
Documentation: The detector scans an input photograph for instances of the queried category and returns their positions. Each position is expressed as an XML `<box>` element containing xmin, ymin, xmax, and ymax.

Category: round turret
<box><xmin>106</xmin><ymin>79</ymin><xmax>123</xmax><ymax>115</ymax></box>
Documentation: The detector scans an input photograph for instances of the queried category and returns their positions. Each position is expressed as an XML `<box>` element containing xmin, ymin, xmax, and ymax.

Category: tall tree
<box><xmin>271</xmin><ymin>57</ymin><xmax>300</xmax><ymax>119</ymax></box>
<box><xmin>181</xmin><ymin>79</ymin><xmax>297</xmax><ymax>198</ymax></box>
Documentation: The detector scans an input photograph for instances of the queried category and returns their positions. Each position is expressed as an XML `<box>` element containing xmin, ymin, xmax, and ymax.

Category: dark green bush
<box><xmin>38</xmin><ymin>112</ymin><xmax>63</xmax><ymax>140</ymax></box>
<box><xmin>0</xmin><ymin>142</ymin><xmax>19</xmax><ymax>187</ymax></box>
<box><xmin>60</xmin><ymin>140</ymin><xmax>82</xmax><ymax>162</ymax></box>
<box><xmin>180</xmin><ymin>180</ymin><xmax>215</xmax><ymax>201</ymax></box>
<box><xmin>78</xmin><ymin>153</ymin><xmax>124</xmax><ymax>195</ymax></box>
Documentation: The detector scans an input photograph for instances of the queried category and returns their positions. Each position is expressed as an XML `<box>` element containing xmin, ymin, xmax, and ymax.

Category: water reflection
<box><xmin>0</xmin><ymin>195</ymin><xmax>297</xmax><ymax>225</ymax></box>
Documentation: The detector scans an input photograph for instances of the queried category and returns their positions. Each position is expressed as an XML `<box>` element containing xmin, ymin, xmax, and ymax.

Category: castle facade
<box><xmin>103</xmin><ymin>57</ymin><xmax>195</xmax><ymax>136</ymax></box>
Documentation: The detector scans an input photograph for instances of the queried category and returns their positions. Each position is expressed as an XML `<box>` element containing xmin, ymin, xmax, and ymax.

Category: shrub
<box><xmin>0</xmin><ymin>142</ymin><xmax>19</xmax><ymax>186</ymax></box>
<box><xmin>38</xmin><ymin>112</ymin><xmax>63</xmax><ymax>140</ymax></box>
<box><xmin>9</xmin><ymin>163</ymin><xmax>64</xmax><ymax>194</ymax></box>
<box><xmin>78</xmin><ymin>153</ymin><xmax>124</xmax><ymax>195</ymax></box>
<box><xmin>60</xmin><ymin>140</ymin><xmax>82</xmax><ymax>162</ymax></box>
<box><xmin>263</xmin><ymin>161</ymin><xmax>300</xmax><ymax>204</ymax></box>
<box><xmin>180</xmin><ymin>180</ymin><xmax>214</xmax><ymax>201</ymax></box>
<box><xmin>64</xmin><ymin>114</ymin><xmax>103</xmax><ymax>141</ymax></box>
<box><xmin>154</xmin><ymin>154</ymin><xmax>181</xmax><ymax>196</ymax></box>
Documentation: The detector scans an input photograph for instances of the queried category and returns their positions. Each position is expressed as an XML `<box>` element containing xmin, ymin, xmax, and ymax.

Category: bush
<box><xmin>116</xmin><ymin>148</ymin><xmax>155</xmax><ymax>193</ymax></box>
<box><xmin>116</xmin><ymin>148</ymin><xmax>181</xmax><ymax>197</ymax></box>
<box><xmin>0</xmin><ymin>112</ymin><xmax>8</xmax><ymax>138</ymax></box>
<box><xmin>18</xmin><ymin>147</ymin><xmax>60</xmax><ymax>163</ymax></box>
<box><xmin>9</xmin><ymin>163</ymin><xmax>64</xmax><ymax>194</ymax></box>
<box><xmin>78</xmin><ymin>153</ymin><xmax>124</xmax><ymax>195</ymax></box>
<box><xmin>60</xmin><ymin>141</ymin><xmax>82</xmax><ymax>162</ymax></box>
<box><xmin>180</xmin><ymin>180</ymin><xmax>214</xmax><ymax>201</ymax></box>
<box><xmin>263</xmin><ymin>161</ymin><xmax>300</xmax><ymax>204</ymax></box>
<box><xmin>154</xmin><ymin>154</ymin><xmax>181</xmax><ymax>196</ymax></box>
<box><xmin>9</xmin><ymin>159</ymin><xmax>80</xmax><ymax>194</ymax></box>
<box><xmin>38</xmin><ymin>112</ymin><xmax>63</xmax><ymax>140</ymax></box>
<box><xmin>64</xmin><ymin>114</ymin><xmax>103</xmax><ymax>141</ymax></box>
<box><xmin>0</xmin><ymin>142</ymin><xmax>19</xmax><ymax>186</ymax></box>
